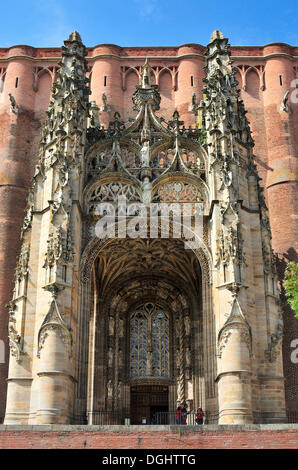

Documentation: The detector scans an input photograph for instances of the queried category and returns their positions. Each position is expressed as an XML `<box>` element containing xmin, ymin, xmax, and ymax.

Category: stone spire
<box><xmin>20</xmin><ymin>31</ymin><xmax>91</xmax><ymax>281</ymax></box>
<box><xmin>202</xmin><ymin>30</ymin><xmax>253</xmax><ymax>147</ymax></box>
<box><xmin>33</xmin><ymin>30</ymin><xmax>90</xmax><ymax>182</ymax></box>
<box><xmin>67</xmin><ymin>30</ymin><xmax>82</xmax><ymax>43</ymax></box>
<box><xmin>202</xmin><ymin>31</ymin><xmax>256</xmax><ymax>291</ymax></box>
<box><xmin>210</xmin><ymin>29</ymin><xmax>224</xmax><ymax>41</ymax></box>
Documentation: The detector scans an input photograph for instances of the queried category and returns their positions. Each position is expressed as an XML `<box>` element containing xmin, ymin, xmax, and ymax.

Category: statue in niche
<box><xmin>184</xmin><ymin>315</ymin><xmax>191</xmax><ymax>336</ymax></box>
<box><xmin>118</xmin><ymin>347</ymin><xmax>123</xmax><ymax>367</ymax></box>
<box><xmin>108</xmin><ymin>316</ymin><xmax>114</xmax><ymax>336</ymax></box>
<box><xmin>226</xmin><ymin>98</ymin><xmax>235</xmax><ymax>129</ymax></box>
<box><xmin>222</xmin><ymin>157</ymin><xmax>232</xmax><ymax>187</ymax></box>
<box><xmin>108</xmin><ymin>346</ymin><xmax>113</xmax><ymax>368</ymax></box>
<box><xmin>186</xmin><ymin>348</ymin><xmax>191</xmax><ymax>368</ymax></box>
<box><xmin>118</xmin><ymin>316</ymin><xmax>124</xmax><ymax>337</ymax></box>
<box><xmin>140</xmin><ymin>141</ymin><xmax>150</xmax><ymax>167</ymax></box>
<box><xmin>107</xmin><ymin>379</ymin><xmax>113</xmax><ymax>399</ymax></box>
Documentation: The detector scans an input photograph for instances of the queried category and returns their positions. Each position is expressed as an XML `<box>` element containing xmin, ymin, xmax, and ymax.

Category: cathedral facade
<box><xmin>0</xmin><ymin>31</ymin><xmax>297</xmax><ymax>425</ymax></box>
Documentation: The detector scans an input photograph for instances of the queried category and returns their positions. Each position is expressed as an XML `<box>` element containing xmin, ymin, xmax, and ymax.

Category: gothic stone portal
<box><xmin>4</xmin><ymin>31</ymin><xmax>286</xmax><ymax>426</ymax></box>
<box><xmin>81</xmin><ymin>238</ymin><xmax>215</xmax><ymax>425</ymax></box>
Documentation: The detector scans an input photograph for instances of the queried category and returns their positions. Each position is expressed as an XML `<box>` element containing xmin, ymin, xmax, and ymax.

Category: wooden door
<box><xmin>130</xmin><ymin>385</ymin><xmax>168</xmax><ymax>424</ymax></box>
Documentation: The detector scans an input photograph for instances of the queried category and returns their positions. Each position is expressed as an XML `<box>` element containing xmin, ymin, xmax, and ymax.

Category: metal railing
<box><xmin>153</xmin><ymin>411</ymin><xmax>211</xmax><ymax>425</ymax></box>
<box><xmin>85</xmin><ymin>410</ymin><xmax>297</xmax><ymax>425</ymax></box>
<box><xmin>287</xmin><ymin>411</ymin><xmax>298</xmax><ymax>423</ymax></box>
<box><xmin>88</xmin><ymin>411</ymin><xmax>125</xmax><ymax>425</ymax></box>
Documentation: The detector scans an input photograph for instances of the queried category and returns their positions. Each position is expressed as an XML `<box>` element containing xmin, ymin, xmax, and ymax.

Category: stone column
<box><xmin>216</xmin><ymin>296</ymin><xmax>253</xmax><ymax>424</ymax></box>
<box><xmin>90</xmin><ymin>46</ymin><xmax>123</xmax><ymax>128</ymax></box>
<box><xmin>175</xmin><ymin>45</ymin><xmax>205</xmax><ymax>127</ymax></box>
<box><xmin>36</xmin><ymin>297</ymin><xmax>74</xmax><ymax>424</ymax></box>
<box><xmin>0</xmin><ymin>50</ymin><xmax>35</xmax><ymax>422</ymax></box>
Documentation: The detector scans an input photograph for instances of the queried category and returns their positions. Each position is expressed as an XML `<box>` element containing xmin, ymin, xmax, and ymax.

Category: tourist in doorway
<box><xmin>195</xmin><ymin>406</ymin><xmax>204</xmax><ymax>425</ymax></box>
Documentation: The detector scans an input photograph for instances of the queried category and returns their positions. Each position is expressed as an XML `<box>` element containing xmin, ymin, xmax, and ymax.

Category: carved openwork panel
<box><xmin>86</xmin><ymin>147</ymin><xmax>140</xmax><ymax>181</ymax></box>
<box><xmin>151</xmin><ymin>147</ymin><xmax>202</xmax><ymax>176</ymax></box>
<box><xmin>86</xmin><ymin>144</ymin><xmax>203</xmax><ymax>182</ymax></box>
<box><xmin>87</xmin><ymin>182</ymin><xmax>142</xmax><ymax>214</ymax></box>
<box><xmin>152</xmin><ymin>181</ymin><xmax>204</xmax><ymax>203</ymax></box>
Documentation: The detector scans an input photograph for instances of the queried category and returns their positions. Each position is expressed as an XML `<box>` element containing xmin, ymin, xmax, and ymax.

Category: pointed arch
<box><xmin>158</xmin><ymin>69</ymin><xmax>174</xmax><ymax>121</ymax></box>
<box><xmin>245</xmin><ymin>68</ymin><xmax>261</xmax><ymax>100</ymax></box>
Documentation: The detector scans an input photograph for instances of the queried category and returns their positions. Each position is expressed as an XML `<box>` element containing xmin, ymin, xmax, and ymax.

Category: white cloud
<box><xmin>133</xmin><ymin>0</ymin><xmax>163</xmax><ymax>21</ymax></box>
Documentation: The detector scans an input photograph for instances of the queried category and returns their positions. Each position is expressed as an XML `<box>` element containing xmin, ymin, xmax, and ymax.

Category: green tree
<box><xmin>284</xmin><ymin>261</ymin><xmax>298</xmax><ymax>318</ymax></box>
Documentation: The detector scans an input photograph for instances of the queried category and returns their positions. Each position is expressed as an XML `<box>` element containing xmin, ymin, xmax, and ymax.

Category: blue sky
<box><xmin>0</xmin><ymin>0</ymin><xmax>297</xmax><ymax>48</ymax></box>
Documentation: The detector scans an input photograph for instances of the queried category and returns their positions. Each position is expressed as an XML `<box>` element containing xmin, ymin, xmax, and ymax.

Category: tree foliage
<box><xmin>284</xmin><ymin>261</ymin><xmax>298</xmax><ymax>318</ymax></box>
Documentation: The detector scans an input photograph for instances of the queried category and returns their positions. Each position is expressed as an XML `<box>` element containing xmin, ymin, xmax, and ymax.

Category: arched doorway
<box><xmin>76</xmin><ymin>237</ymin><xmax>216</xmax><ymax>425</ymax></box>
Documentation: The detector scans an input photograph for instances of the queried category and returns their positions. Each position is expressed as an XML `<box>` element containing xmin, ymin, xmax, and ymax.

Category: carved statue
<box><xmin>108</xmin><ymin>346</ymin><xmax>113</xmax><ymax>368</ymax></box>
<box><xmin>107</xmin><ymin>379</ymin><xmax>113</xmax><ymax>399</ymax></box>
<box><xmin>101</xmin><ymin>92</ymin><xmax>110</xmax><ymax>112</ymax></box>
<box><xmin>189</xmin><ymin>92</ymin><xmax>197</xmax><ymax>112</ymax></box>
<box><xmin>185</xmin><ymin>348</ymin><xmax>191</xmax><ymax>367</ymax></box>
<box><xmin>141</xmin><ymin>58</ymin><xmax>152</xmax><ymax>88</ymax></box>
<box><xmin>108</xmin><ymin>316</ymin><xmax>114</xmax><ymax>336</ymax></box>
<box><xmin>140</xmin><ymin>141</ymin><xmax>150</xmax><ymax>167</ymax></box>
<box><xmin>8</xmin><ymin>93</ymin><xmax>18</xmax><ymax>114</ymax></box>
<box><xmin>89</xmin><ymin>101</ymin><xmax>100</xmax><ymax>127</ymax></box>
<box><xmin>184</xmin><ymin>315</ymin><xmax>191</xmax><ymax>336</ymax></box>
<box><xmin>222</xmin><ymin>157</ymin><xmax>233</xmax><ymax>187</ymax></box>
<box><xmin>118</xmin><ymin>316</ymin><xmax>124</xmax><ymax>337</ymax></box>
<box><xmin>280</xmin><ymin>90</ymin><xmax>289</xmax><ymax>112</ymax></box>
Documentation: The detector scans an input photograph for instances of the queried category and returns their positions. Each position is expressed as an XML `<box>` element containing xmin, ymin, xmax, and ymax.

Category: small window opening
<box><xmin>223</xmin><ymin>264</ymin><xmax>227</xmax><ymax>283</ymax></box>
<box><xmin>190</xmin><ymin>75</ymin><xmax>194</xmax><ymax>87</ymax></box>
<box><xmin>15</xmin><ymin>77</ymin><xmax>18</xmax><ymax>88</ymax></box>
<box><xmin>104</xmin><ymin>76</ymin><xmax>107</xmax><ymax>87</ymax></box>
<box><xmin>279</xmin><ymin>75</ymin><xmax>283</xmax><ymax>86</ymax></box>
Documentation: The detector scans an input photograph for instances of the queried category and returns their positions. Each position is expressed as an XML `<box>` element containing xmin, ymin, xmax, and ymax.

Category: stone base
<box><xmin>0</xmin><ymin>424</ymin><xmax>297</xmax><ymax>449</ymax></box>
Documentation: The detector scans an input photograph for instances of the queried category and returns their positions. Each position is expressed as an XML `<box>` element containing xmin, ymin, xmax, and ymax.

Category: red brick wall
<box><xmin>0</xmin><ymin>427</ymin><xmax>297</xmax><ymax>449</ymax></box>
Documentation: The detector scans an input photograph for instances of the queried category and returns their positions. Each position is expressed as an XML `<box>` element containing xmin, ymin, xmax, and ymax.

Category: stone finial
<box><xmin>210</xmin><ymin>29</ymin><xmax>224</xmax><ymax>42</ymax></box>
<box><xmin>68</xmin><ymin>30</ymin><xmax>82</xmax><ymax>43</ymax></box>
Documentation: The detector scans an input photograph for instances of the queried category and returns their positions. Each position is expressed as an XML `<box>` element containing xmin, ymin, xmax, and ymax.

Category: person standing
<box><xmin>176</xmin><ymin>405</ymin><xmax>182</xmax><ymax>424</ymax></box>
<box><xmin>181</xmin><ymin>402</ymin><xmax>188</xmax><ymax>425</ymax></box>
<box><xmin>195</xmin><ymin>407</ymin><xmax>204</xmax><ymax>425</ymax></box>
